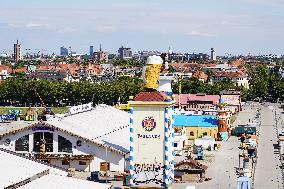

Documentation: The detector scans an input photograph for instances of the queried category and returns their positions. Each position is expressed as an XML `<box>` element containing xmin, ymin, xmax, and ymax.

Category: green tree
<box><xmin>248</xmin><ymin>64</ymin><xmax>269</xmax><ymax>100</ymax></box>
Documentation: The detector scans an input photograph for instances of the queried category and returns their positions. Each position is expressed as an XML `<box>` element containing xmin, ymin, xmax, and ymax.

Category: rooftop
<box><xmin>213</xmin><ymin>71</ymin><xmax>247</xmax><ymax>78</ymax></box>
<box><xmin>0</xmin><ymin>148</ymin><xmax>111</xmax><ymax>189</ymax></box>
<box><xmin>220</xmin><ymin>90</ymin><xmax>242</xmax><ymax>95</ymax></box>
<box><xmin>175</xmin><ymin>94</ymin><xmax>220</xmax><ymax>105</ymax></box>
<box><xmin>20</xmin><ymin>174</ymin><xmax>111</xmax><ymax>189</ymax></box>
<box><xmin>0</xmin><ymin>121</ymin><xmax>34</xmax><ymax>135</ymax></box>
<box><xmin>173</xmin><ymin>114</ymin><xmax>217</xmax><ymax>127</ymax></box>
<box><xmin>48</xmin><ymin>104</ymin><xmax>130</xmax><ymax>154</ymax></box>
<box><xmin>134</xmin><ymin>91</ymin><xmax>168</xmax><ymax>102</ymax></box>
<box><xmin>0</xmin><ymin>148</ymin><xmax>66</xmax><ymax>188</ymax></box>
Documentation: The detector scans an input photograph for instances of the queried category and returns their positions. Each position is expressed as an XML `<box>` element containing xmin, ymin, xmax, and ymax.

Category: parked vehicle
<box><xmin>237</xmin><ymin>176</ymin><xmax>251</xmax><ymax>189</ymax></box>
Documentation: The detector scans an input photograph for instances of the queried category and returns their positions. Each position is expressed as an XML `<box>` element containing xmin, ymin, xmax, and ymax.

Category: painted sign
<box><xmin>32</xmin><ymin>125</ymin><xmax>54</xmax><ymax>132</ymax></box>
<box><xmin>221</xmin><ymin>95</ymin><xmax>240</xmax><ymax>105</ymax></box>
<box><xmin>133</xmin><ymin>107</ymin><xmax>165</xmax><ymax>164</ymax></box>
<box><xmin>142</xmin><ymin>117</ymin><xmax>156</xmax><ymax>132</ymax></box>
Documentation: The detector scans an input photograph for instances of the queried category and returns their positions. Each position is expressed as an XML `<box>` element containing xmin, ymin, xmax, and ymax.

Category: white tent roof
<box><xmin>0</xmin><ymin>121</ymin><xmax>34</xmax><ymax>135</ymax></box>
<box><xmin>0</xmin><ymin>149</ymin><xmax>66</xmax><ymax>188</ymax></box>
<box><xmin>48</xmin><ymin>104</ymin><xmax>130</xmax><ymax>154</ymax></box>
<box><xmin>0</xmin><ymin>148</ymin><xmax>111</xmax><ymax>189</ymax></box>
<box><xmin>20</xmin><ymin>174</ymin><xmax>112</xmax><ymax>189</ymax></box>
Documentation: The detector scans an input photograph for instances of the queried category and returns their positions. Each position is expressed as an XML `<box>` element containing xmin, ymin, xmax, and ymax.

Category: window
<box><xmin>203</xmin><ymin>132</ymin><xmax>208</xmax><ymax>136</ymax></box>
<box><xmin>79</xmin><ymin>161</ymin><xmax>87</xmax><ymax>165</ymax></box>
<box><xmin>174</xmin><ymin>143</ymin><xmax>178</xmax><ymax>147</ymax></box>
<box><xmin>58</xmin><ymin>135</ymin><xmax>72</xmax><ymax>153</ymax></box>
<box><xmin>190</xmin><ymin>131</ymin><xmax>194</xmax><ymax>136</ymax></box>
<box><xmin>62</xmin><ymin>160</ymin><xmax>70</xmax><ymax>165</ymax></box>
<box><xmin>33</xmin><ymin>132</ymin><xmax>53</xmax><ymax>153</ymax></box>
<box><xmin>220</xmin><ymin>124</ymin><xmax>223</xmax><ymax>128</ymax></box>
<box><xmin>15</xmin><ymin>135</ymin><xmax>29</xmax><ymax>151</ymax></box>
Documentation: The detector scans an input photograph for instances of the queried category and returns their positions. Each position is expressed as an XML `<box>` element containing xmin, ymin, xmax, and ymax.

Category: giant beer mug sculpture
<box><xmin>142</xmin><ymin>55</ymin><xmax>163</xmax><ymax>91</ymax></box>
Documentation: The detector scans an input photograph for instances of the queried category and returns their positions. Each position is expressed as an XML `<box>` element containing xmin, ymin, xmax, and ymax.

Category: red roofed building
<box><xmin>210</xmin><ymin>71</ymin><xmax>249</xmax><ymax>89</ymax></box>
<box><xmin>192</xmin><ymin>71</ymin><xmax>208</xmax><ymax>82</ymax></box>
<box><xmin>175</xmin><ymin>93</ymin><xmax>220</xmax><ymax>113</ymax></box>
<box><xmin>85</xmin><ymin>63</ymin><xmax>102</xmax><ymax>77</ymax></box>
<box><xmin>0</xmin><ymin>65</ymin><xmax>12</xmax><ymax>80</ymax></box>
<box><xmin>229</xmin><ymin>59</ymin><xmax>244</xmax><ymax>68</ymax></box>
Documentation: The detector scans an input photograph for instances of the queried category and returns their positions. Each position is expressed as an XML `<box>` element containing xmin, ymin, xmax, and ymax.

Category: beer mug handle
<box><xmin>142</xmin><ymin>66</ymin><xmax>149</xmax><ymax>85</ymax></box>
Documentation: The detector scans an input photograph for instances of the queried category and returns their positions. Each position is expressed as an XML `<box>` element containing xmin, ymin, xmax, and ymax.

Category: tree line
<box><xmin>1</xmin><ymin>64</ymin><xmax>283</xmax><ymax>107</ymax></box>
<box><xmin>173</xmin><ymin>64</ymin><xmax>284</xmax><ymax>102</ymax></box>
<box><xmin>0</xmin><ymin>77</ymin><xmax>143</xmax><ymax>107</ymax></box>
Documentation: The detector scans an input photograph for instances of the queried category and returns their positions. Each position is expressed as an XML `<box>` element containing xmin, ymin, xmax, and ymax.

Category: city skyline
<box><xmin>1</xmin><ymin>0</ymin><xmax>284</xmax><ymax>55</ymax></box>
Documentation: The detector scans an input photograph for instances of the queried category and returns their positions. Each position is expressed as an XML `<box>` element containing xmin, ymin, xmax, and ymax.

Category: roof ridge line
<box><xmin>4</xmin><ymin>169</ymin><xmax>50</xmax><ymax>188</ymax></box>
<box><xmin>0</xmin><ymin>147</ymin><xmax>67</xmax><ymax>172</ymax></box>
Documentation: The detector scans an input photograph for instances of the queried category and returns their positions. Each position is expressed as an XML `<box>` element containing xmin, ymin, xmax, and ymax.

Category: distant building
<box><xmin>118</xmin><ymin>46</ymin><xmax>132</xmax><ymax>60</ymax></box>
<box><xmin>192</xmin><ymin>71</ymin><xmax>208</xmax><ymax>82</ymax></box>
<box><xmin>133</xmin><ymin>50</ymin><xmax>161</xmax><ymax>60</ymax></box>
<box><xmin>0</xmin><ymin>65</ymin><xmax>11</xmax><ymax>80</ymax></box>
<box><xmin>13</xmin><ymin>40</ymin><xmax>21</xmax><ymax>63</ymax></box>
<box><xmin>210</xmin><ymin>48</ymin><xmax>216</xmax><ymax>61</ymax></box>
<box><xmin>210</xmin><ymin>71</ymin><xmax>249</xmax><ymax>89</ymax></box>
<box><xmin>60</xmin><ymin>46</ymin><xmax>69</xmax><ymax>56</ymax></box>
<box><xmin>94</xmin><ymin>44</ymin><xmax>108</xmax><ymax>62</ymax></box>
<box><xmin>184</xmin><ymin>53</ymin><xmax>209</xmax><ymax>61</ymax></box>
<box><xmin>28</xmin><ymin>69</ymin><xmax>67</xmax><ymax>82</ymax></box>
<box><xmin>89</xmin><ymin>46</ymin><xmax>94</xmax><ymax>57</ymax></box>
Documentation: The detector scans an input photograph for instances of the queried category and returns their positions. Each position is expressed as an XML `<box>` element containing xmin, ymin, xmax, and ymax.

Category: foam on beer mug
<box><xmin>146</xmin><ymin>55</ymin><xmax>163</xmax><ymax>65</ymax></box>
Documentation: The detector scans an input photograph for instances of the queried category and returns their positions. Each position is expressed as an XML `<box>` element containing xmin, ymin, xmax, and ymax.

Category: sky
<box><xmin>0</xmin><ymin>0</ymin><xmax>284</xmax><ymax>55</ymax></box>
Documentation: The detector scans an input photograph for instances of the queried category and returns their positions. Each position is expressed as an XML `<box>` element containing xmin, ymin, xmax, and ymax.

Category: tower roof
<box><xmin>134</xmin><ymin>91</ymin><xmax>168</xmax><ymax>102</ymax></box>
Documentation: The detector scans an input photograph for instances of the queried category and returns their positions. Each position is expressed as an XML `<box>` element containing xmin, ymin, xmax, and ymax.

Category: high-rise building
<box><xmin>13</xmin><ymin>40</ymin><xmax>21</xmax><ymax>63</ymax></box>
<box><xmin>94</xmin><ymin>44</ymin><xmax>108</xmax><ymax>62</ymax></box>
<box><xmin>89</xmin><ymin>46</ymin><xmax>94</xmax><ymax>57</ymax></box>
<box><xmin>118</xmin><ymin>46</ymin><xmax>132</xmax><ymax>60</ymax></box>
<box><xmin>210</xmin><ymin>48</ymin><xmax>216</xmax><ymax>61</ymax></box>
<box><xmin>60</xmin><ymin>46</ymin><xmax>69</xmax><ymax>56</ymax></box>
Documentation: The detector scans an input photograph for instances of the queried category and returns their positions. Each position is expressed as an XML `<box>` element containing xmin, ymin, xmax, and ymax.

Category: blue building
<box><xmin>173</xmin><ymin>114</ymin><xmax>218</xmax><ymax>139</ymax></box>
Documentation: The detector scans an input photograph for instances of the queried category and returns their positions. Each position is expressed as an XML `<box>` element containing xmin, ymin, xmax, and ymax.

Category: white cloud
<box><xmin>186</xmin><ymin>31</ymin><xmax>216</xmax><ymax>37</ymax></box>
<box><xmin>95</xmin><ymin>26</ymin><xmax>116</xmax><ymax>33</ymax></box>
<box><xmin>57</xmin><ymin>27</ymin><xmax>77</xmax><ymax>33</ymax></box>
<box><xmin>26</xmin><ymin>23</ymin><xmax>49</xmax><ymax>28</ymax></box>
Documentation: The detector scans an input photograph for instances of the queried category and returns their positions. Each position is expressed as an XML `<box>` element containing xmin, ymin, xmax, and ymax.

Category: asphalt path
<box><xmin>253</xmin><ymin>104</ymin><xmax>283</xmax><ymax>189</ymax></box>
